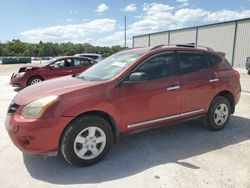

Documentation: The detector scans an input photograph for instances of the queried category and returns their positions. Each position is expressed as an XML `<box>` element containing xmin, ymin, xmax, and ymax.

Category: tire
<box><xmin>60</xmin><ymin>115</ymin><xmax>113</xmax><ymax>166</ymax></box>
<box><xmin>205</xmin><ymin>96</ymin><xmax>231</xmax><ymax>131</ymax></box>
<box><xmin>27</xmin><ymin>76</ymin><xmax>43</xmax><ymax>86</ymax></box>
<box><xmin>248</xmin><ymin>70</ymin><xmax>250</xmax><ymax>75</ymax></box>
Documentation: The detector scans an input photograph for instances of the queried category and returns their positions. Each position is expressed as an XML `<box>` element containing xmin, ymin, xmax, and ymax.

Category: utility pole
<box><xmin>124</xmin><ymin>16</ymin><xmax>127</xmax><ymax>48</ymax></box>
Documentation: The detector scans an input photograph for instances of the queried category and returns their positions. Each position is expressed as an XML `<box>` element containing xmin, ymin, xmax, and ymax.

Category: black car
<box><xmin>246</xmin><ymin>57</ymin><xmax>250</xmax><ymax>75</ymax></box>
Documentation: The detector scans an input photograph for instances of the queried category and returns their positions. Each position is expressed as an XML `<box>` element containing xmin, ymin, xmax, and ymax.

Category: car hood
<box><xmin>14</xmin><ymin>76</ymin><xmax>103</xmax><ymax>105</ymax></box>
<box><xmin>19</xmin><ymin>63</ymin><xmax>46</xmax><ymax>69</ymax></box>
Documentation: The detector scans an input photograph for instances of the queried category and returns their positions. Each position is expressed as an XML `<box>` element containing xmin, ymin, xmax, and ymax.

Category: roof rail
<box><xmin>150</xmin><ymin>44</ymin><xmax>214</xmax><ymax>51</ymax></box>
<box><xmin>150</xmin><ymin>45</ymin><xmax>165</xmax><ymax>50</ymax></box>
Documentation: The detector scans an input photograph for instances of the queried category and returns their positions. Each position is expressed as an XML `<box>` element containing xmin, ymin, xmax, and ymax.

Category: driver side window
<box><xmin>54</xmin><ymin>60</ymin><xmax>65</xmax><ymax>68</ymax></box>
<box><xmin>135</xmin><ymin>52</ymin><xmax>178</xmax><ymax>81</ymax></box>
<box><xmin>53</xmin><ymin>59</ymin><xmax>72</xmax><ymax>68</ymax></box>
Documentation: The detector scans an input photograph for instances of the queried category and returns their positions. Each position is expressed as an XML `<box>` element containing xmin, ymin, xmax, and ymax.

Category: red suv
<box><xmin>10</xmin><ymin>56</ymin><xmax>96</xmax><ymax>88</ymax></box>
<box><xmin>5</xmin><ymin>45</ymin><xmax>241</xmax><ymax>166</ymax></box>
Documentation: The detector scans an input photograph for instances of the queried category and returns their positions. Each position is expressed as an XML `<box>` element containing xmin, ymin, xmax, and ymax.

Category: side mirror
<box><xmin>48</xmin><ymin>64</ymin><xmax>55</xmax><ymax>69</ymax></box>
<box><xmin>49</xmin><ymin>64</ymin><xmax>60</xmax><ymax>69</ymax></box>
<box><xmin>122</xmin><ymin>72</ymin><xmax>147</xmax><ymax>85</ymax></box>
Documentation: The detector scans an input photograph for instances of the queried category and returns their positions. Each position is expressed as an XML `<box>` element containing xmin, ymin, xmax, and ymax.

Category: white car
<box><xmin>74</xmin><ymin>53</ymin><xmax>104</xmax><ymax>62</ymax></box>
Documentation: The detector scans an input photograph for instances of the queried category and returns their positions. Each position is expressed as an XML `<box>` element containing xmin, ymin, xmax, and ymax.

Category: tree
<box><xmin>0</xmin><ymin>42</ymin><xmax>3</xmax><ymax>56</ymax></box>
<box><xmin>0</xmin><ymin>40</ymin><xmax>124</xmax><ymax>57</ymax></box>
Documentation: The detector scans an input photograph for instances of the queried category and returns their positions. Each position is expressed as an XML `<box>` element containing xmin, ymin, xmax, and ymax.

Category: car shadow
<box><xmin>13</xmin><ymin>87</ymin><xmax>22</xmax><ymax>92</ymax></box>
<box><xmin>23</xmin><ymin>115</ymin><xmax>250</xmax><ymax>184</ymax></box>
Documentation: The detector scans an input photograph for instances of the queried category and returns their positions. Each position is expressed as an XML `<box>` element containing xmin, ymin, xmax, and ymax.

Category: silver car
<box><xmin>74</xmin><ymin>53</ymin><xmax>104</xmax><ymax>62</ymax></box>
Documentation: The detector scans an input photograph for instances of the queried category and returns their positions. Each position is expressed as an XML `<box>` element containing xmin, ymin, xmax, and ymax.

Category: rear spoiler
<box><xmin>217</xmin><ymin>51</ymin><xmax>226</xmax><ymax>57</ymax></box>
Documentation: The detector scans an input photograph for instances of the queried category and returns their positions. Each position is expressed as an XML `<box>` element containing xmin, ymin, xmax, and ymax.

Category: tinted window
<box><xmin>206</xmin><ymin>54</ymin><xmax>221</xmax><ymax>67</ymax></box>
<box><xmin>74</xmin><ymin>59</ymin><xmax>90</xmax><ymax>66</ymax></box>
<box><xmin>136</xmin><ymin>52</ymin><xmax>178</xmax><ymax>80</ymax></box>
<box><xmin>178</xmin><ymin>52</ymin><xmax>207</xmax><ymax>74</ymax></box>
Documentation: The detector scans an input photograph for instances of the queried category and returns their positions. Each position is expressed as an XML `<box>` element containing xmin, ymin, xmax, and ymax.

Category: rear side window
<box><xmin>206</xmin><ymin>53</ymin><xmax>221</xmax><ymax>67</ymax></box>
<box><xmin>135</xmin><ymin>52</ymin><xmax>178</xmax><ymax>81</ymax></box>
<box><xmin>178</xmin><ymin>52</ymin><xmax>207</xmax><ymax>74</ymax></box>
<box><xmin>73</xmin><ymin>59</ymin><xmax>90</xmax><ymax>66</ymax></box>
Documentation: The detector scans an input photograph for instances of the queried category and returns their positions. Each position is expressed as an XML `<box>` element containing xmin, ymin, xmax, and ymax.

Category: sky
<box><xmin>0</xmin><ymin>0</ymin><xmax>250</xmax><ymax>47</ymax></box>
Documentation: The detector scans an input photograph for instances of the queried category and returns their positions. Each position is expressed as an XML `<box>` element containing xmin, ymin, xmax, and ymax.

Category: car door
<box><xmin>71</xmin><ymin>58</ymin><xmax>92</xmax><ymax>75</ymax></box>
<box><xmin>119</xmin><ymin>52</ymin><xmax>181</xmax><ymax>130</ymax></box>
<box><xmin>178</xmin><ymin>51</ymin><xmax>218</xmax><ymax>116</ymax></box>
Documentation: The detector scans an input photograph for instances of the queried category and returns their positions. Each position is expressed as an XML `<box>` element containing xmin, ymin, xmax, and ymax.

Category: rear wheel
<box><xmin>60</xmin><ymin>115</ymin><xmax>113</xmax><ymax>166</ymax></box>
<box><xmin>27</xmin><ymin>76</ymin><xmax>43</xmax><ymax>86</ymax></box>
<box><xmin>205</xmin><ymin>96</ymin><xmax>231</xmax><ymax>131</ymax></box>
<box><xmin>248</xmin><ymin>69</ymin><xmax>250</xmax><ymax>75</ymax></box>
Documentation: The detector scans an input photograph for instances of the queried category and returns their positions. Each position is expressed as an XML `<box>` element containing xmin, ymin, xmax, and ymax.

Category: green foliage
<box><xmin>0</xmin><ymin>39</ymin><xmax>125</xmax><ymax>57</ymax></box>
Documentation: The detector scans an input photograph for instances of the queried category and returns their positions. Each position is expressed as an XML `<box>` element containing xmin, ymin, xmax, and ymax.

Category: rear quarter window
<box><xmin>178</xmin><ymin>52</ymin><xmax>207</xmax><ymax>74</ymax></box>
<box><xmin>205</xmin><ymin>53</ymin><xmax>222</xmax><ymax>68</ymax></box>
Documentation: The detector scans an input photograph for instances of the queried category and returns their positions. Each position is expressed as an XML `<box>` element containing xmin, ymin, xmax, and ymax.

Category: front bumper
<box><xmin>10</xmin><ymin>73</ymin><xmax>26</xmax><ymax>88</ymax></box>
<box><xmin>5</xmin><ymin>113</ymin><xmax>73</xmax><ymax>155</ymax></box>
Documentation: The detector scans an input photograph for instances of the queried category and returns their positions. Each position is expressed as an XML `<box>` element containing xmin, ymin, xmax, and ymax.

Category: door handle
<box><xmin>66</xmin><ymin>70</ymin><xmax>73</xmax><ymax>73</ymax></box>
<box><xmin>167</xmin><ymin>85</ymin><xmax>180</xmax><ymax>91</ymax></box>
<box><xmin>209</xmin><ymin>78</ymin><xmax>219</xmax><ymax>83</ymax></box>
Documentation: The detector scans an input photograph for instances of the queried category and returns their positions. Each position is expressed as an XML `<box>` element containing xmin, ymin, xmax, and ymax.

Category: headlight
<box><xmin>21</xmin><ymin>96</ymin><xmax>60</xmax><ymax>119</ymax></box>
<box><xmin>16</xmin><ymin>72</ymin><xmax>26</xmax><ymax>78</ymax></box>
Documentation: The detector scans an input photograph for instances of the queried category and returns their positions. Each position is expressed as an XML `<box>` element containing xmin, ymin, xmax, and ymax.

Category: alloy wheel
<box><xmin>73</xmin><ymin>126</ymin><xmax>106</xmax><ymax>160</ymax></box>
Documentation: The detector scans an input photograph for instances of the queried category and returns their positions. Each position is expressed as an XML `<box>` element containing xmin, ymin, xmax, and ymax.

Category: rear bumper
<box><xmin>5</xmin><ymin>114</ymin><xmax>73</xmax><ymax>155</ymax></box>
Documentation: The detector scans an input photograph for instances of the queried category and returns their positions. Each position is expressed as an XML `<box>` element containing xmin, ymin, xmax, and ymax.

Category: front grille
<box><xmin>7</xmin><ymin>102</ymin><xmax>20</xmax><ymax>114</ymax></box>
<box><xmin>18</xmin><ymin>67</ymin><xmax>26</xmax><ymax>73</ymax></box>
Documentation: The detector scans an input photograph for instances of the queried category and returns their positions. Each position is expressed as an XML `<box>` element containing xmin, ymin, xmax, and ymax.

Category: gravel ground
<box><xmin>0</xmin><ymin>64</ymin><xmax>250</xmax><ymax>188</ymax></box>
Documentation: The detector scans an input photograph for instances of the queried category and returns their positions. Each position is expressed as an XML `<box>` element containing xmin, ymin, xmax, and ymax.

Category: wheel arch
<box><xmin>213</xmin><ymin>90</ymin><xmax>235</xmax><ymax>114</ymax></box>
<box><xmin>27</xmin><ymin>75</ymin><xmax>45</xmax><ymax>86</ymax></box>
<box><xmin>60</xmin><ymin>110</ymin><xmax>120</xmax><ymax>147</ymax></box>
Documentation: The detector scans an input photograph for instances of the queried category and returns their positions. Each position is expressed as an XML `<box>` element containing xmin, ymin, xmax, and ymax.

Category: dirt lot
<box><xmin>0</xmin><ymin>64</ymin><xmax>250</xmax><ymax>188</ymax></box>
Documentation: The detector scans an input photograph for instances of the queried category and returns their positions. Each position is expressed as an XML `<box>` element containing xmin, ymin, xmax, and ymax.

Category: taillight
<box><xmin>234</xmin><ymin>70</ymin><xmax>240</xmax><ymax>79</ymax></box>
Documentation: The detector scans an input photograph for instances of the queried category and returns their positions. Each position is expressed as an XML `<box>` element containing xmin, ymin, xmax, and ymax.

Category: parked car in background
<box><xmin>246</xmin><ymin>57</ymin><xmax>250</xmax><ymax>75</ymax></box>
<box><xmin>74</xmin><ymin>53</ymin><xmax>104</xmax><ymax>62</ymax></box>
<box><xmin>10</xmin><ymin>56</ymin><xmax>96</xmax><ymax>88</ymax></box>
<box><xmin>6</xmin><ymin>44</ymin><xmax>241</xmax><ymax>166</ymax></box>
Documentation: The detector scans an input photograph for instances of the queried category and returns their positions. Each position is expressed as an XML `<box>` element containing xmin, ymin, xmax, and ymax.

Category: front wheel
<box><xmin>205</xmin><ymin>96</ymin><xmax>231</xmax><ymax>131</ymax></box>
<box><xmin>27</xmin><ymin>76</ymin><xmax>43</xmax><ymax>86</ymax></box>
<box><xmin>60</xmin><ymin>115</ymin><xmax>113</xmax><ymax>166</ymax></box>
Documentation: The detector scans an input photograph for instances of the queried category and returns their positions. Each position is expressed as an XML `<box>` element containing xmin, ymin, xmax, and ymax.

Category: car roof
<box><xmin>54</xmin><ymin>56</ymin><xmax>96</xmax><ymax>61</ymax></box>
<box><xmin>120</xmin><ymin>45</ymin><xmax>220</xmax><ymax>56</ymax></box>
<box><xmin>74</xmin><ymin>53</ymin><xmax>102</xmax><ymax>57</ymax></box>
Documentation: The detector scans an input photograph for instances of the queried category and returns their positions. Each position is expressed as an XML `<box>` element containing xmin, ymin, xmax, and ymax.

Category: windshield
<box><xmin>77</xmin><ymin>52</ymin><xmax>141</xmax><ymax>81</ymax></box>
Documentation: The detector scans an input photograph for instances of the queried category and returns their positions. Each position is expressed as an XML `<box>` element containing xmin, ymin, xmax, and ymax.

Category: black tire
<box><xmin>60</xmin><ymin>115</ymin><xmax>113</xmax><ymax>167</ymax></box>
<box><xmin>205</xmin><ymin>96</ymin><xmax>231</xmax><ymax>131</ymax></box>
<box><xmin>248</xmin><ymin>70</ymin><xmax>250</xmax><ymax>75</ymax></box>
<box><xmin>27</xmin><ymin>76</ymin><xmax>43</xmax><ymax>86</ymax></box>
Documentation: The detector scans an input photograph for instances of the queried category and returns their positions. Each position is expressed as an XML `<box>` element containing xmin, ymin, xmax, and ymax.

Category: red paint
<box><xmin>5</xmin><ymin>47</ymin><xmax>241</xmax><ymax>155</ymax></box>
<box><xmin>10</xmin><ymin>56</ymin><xmax>95</xmax><ymax>88</ymax></box>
